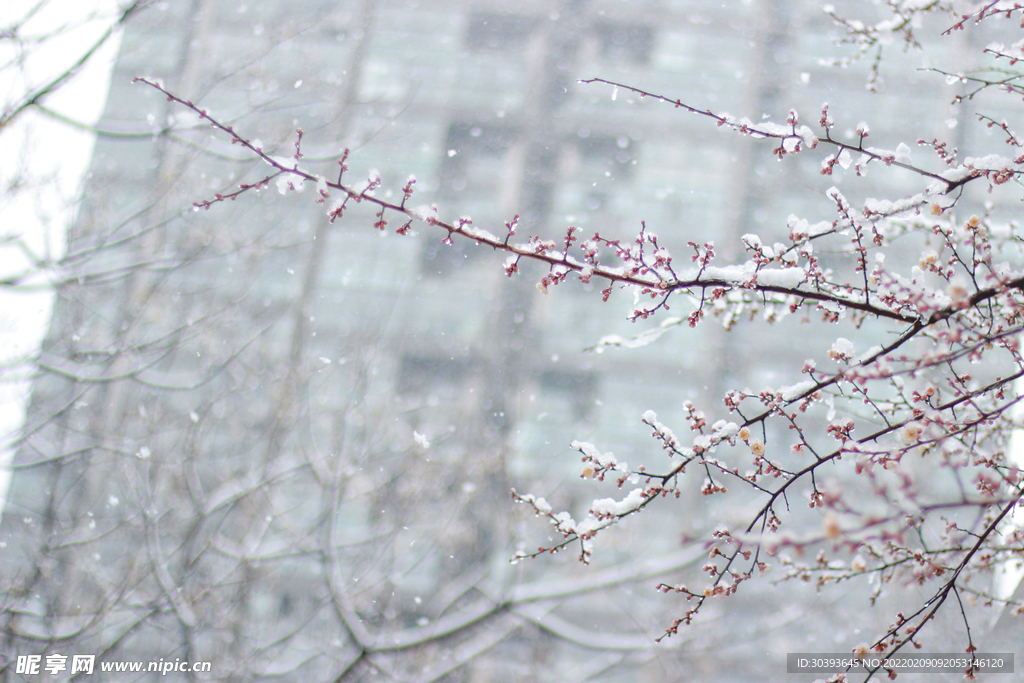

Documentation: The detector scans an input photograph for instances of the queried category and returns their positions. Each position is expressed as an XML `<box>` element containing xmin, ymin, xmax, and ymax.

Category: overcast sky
<box><xmin>0</xmin><ymin>0</ymin><xmax>124</xmax><ymax>509</ymax></box>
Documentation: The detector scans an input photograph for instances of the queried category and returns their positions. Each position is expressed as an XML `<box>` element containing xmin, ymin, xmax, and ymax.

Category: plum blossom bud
<box><xmin>823</xmin><ymin>512</ymin><xmax>842</xmax><ymax>539</ymax></box>
<box><xmin>918</xmin><ymin>249</ymin><xmax>939</xmax><ymax>269</ymax></box>
<box><xmin>829</xmin><ymin>338</ymin><xmax>854</xmax><ymax>362</ymax></box>
<box><xmin>947</xmin><ymin>279</ymin><xmax>971</xmax><ymax>308</ymax></box>
<box><xmin>900</xmin><ymin>422</ymin><xmax>923</xmax><ymax>446</ymax></box>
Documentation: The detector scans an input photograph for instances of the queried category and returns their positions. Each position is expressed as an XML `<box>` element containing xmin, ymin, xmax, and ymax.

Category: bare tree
<box><xmin>2</xmin><ymin>2</ymin><xmax>774</xmax><ymax>682</ymax></box>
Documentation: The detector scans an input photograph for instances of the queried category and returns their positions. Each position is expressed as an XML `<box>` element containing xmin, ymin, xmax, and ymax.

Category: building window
<box><xmin>442</xmin><ymin>123</ymin><xmax>520</xmax><ymax>179</ymax></box>
<box><xmin>594</xmin><ymin>22</ymin><xmax>653</xmax><ymax>64</ymax></box>
<box><xmin>539</xmin><ymin>369</ymin><xmax>597</xmax><ymax>422</ymax></box>
<box><xmin>397</xmin><ymin>354</ymin><xmax>469</xmax><ymax>398</ymax></box>
<box><xmin>424</xmin><ymin>122</ymin><xmax>520</xmax><ymax>276</ymax></box>
<box><xmin>578</xmin><ymin>134</ymin><xmax>637</xmax><ymax>179</ymax></box>
<box><xmin>465</xmin><ymin>12</ymin><xmax>538</xmax><ymax>51</ymax></box>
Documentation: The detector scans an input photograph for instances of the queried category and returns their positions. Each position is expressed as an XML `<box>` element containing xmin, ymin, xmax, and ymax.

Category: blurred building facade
<box><xmin>1</xmin><ymin>1</ymin><xmax>1008</xmax><ymax>682</ymax></box>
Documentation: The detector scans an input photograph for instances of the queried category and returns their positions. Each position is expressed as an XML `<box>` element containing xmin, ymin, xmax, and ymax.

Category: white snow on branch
<box><xmin>460</xmin><ymin>224</ymin><xmax>498</xmax><ymax>242</ymax></box>
<box><xmin>269</xmin><ymin>155</ymin><xmax>297</xmax><ymax>170</ymax></box>
<box><xmin>674</xmin><ymin>264</ymin><xmax>807</xmax><ymax>289</ymax></box>
<box><xmin>591</xmin><ymin>317</ymin><xmax>682</xmax><ymax>353</ymax></box>
<box><xmin>518</xmin><ymin>493</ymin><xmax>553</xmax><ymax>515</ymax></box>
<box><xmin>780</xmin><ymin>380</ymin><xmax>817</xmax><ymax>401</ymax></box>
<box><xmin>863</xmin><ymin>193</ymin><xmax>927</xmax><ymax>218</ymax></box>
<box><xmin>591</xmin><ymin>488</ymin><xmax>648</xmax><ymax>518</ymax></box>
<box><xmin>895</xmin><ymin>142</ymin><xmax>911</xmax><ymax>164</ymax></box>
<box><xmin>409</xmin><ymin>204</ymin><xmax>438</xmax><ymax>222</ymax></box>
<box><xmin>965</xmin><ymin>154</ymin><xmax>1018</xmax><ymax>172</ymax></box>
<box><xmin>788</xmin><ymin>214</ymin><xmax>834</xmax><ymax>241</ymax></box>
<box><xmin>642</xmin><ymin>409</ymin><xmax>681</xmax><ymax>452</ymax></box>
<box><xmin>571</xmin><ymin>440</ymin><xmax>625</xmax><ymax>471</ymax></box>
<box><xmin>276</xmin><ymin>173</ymin><xmax>305</xmax><ymax>194</ymax></box>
